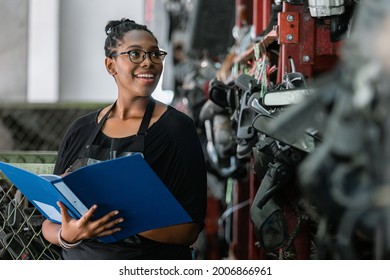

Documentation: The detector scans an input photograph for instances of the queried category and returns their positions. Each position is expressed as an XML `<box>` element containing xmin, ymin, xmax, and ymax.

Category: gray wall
<box><xmin>59</xmin><ymin>0</ymin><xmax>145</xmax><ymax>102</ymax></box>
<box><xmin>0</xmin><ymin>0</ymin><xmax>170</xmax><ymax>103</ymax></box>
<box><xmin>0</xmin><ymin>0</ymin><xmax>28</xmax><ymax>101</ymax></box>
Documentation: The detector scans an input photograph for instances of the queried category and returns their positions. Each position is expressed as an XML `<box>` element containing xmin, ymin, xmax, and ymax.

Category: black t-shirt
<box><xmin>54</xmin><ymin>105</ymin><xmax>207</xmax><ymax>259</ymax></box>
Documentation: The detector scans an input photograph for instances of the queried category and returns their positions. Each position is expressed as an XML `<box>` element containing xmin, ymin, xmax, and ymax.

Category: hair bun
<box><xmin>105</xmin><ymin>18</ymin><xmax>135</xmax><ymax>35</ymax></box>
<box><xmin>121</xmin><ymin>18</ymin><xmax>135</xmax><ymax>24</ymax></box>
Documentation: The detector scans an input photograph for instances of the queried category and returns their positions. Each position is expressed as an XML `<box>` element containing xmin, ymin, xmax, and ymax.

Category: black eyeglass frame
<box><xmin>112</xmin><ymin>50</ymin><xmax>168</xmax><ymax>64</ymax></box>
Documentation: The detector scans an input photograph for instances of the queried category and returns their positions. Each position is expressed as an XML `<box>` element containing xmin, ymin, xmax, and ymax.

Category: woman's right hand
<box><xmin>57</xmin><ymin>201</ymin><xmax>123</xmax><ymax>243</ymax></box>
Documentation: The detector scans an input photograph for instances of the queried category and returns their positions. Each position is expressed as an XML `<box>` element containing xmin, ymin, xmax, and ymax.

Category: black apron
<box><xmin>66</xmin><ymin>98</ymin><xmax>156</xmax><ymax>172</ymax></box>
<box><xmin>61</xmin><ymin>98</ymin><xmax>193</xmax><ymax>259</ymax></box>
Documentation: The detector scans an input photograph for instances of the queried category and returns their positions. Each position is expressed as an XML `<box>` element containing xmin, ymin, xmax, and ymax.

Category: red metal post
<box><xmin>231</xmin><ymin>178</ymin><xmax>250</xmax><ymax>259</ymax></box>
<box><xmin>253</xmin><ymin>0</ymin><xmax>273</xmax><ymax>36</ymax></box>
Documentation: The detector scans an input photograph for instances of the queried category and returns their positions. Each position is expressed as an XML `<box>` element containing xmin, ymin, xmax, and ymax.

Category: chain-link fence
<box><xmin>0</xmin><ymin>103</ymin><xmax>107</xmax><ymax>151</ymax></box>
<box><xmin>0</xmin><ymin>103</ymin><xmax>107</xmax><ymax>259</ymax></box>
<box><xmin>0</xmin><ymin>153</ymin><xmax>58</xmax><ymax>259</ymax></box>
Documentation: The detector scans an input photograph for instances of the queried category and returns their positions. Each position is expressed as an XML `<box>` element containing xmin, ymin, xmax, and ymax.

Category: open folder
<box><xmin>0</xmin><ymin>154</ymin><xmax>192</xmax><ymax>243</ymax></box>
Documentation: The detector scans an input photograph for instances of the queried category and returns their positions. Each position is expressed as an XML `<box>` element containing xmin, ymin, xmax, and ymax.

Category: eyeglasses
<box><xmin>112</xmin><ymin>49</ymin><xmax>168</xmax><ymax>64</ymax></box>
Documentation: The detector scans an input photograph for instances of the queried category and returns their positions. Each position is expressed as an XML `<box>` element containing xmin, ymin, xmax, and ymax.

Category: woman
<box><xmin>41</xmin><ymin>18</ymin><xmax>207</xmax><ymax>260</ymax></box>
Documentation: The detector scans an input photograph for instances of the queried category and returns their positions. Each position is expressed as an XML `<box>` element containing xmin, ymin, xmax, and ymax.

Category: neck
<box><xmin>112</xmin><ymin>96</ymin><xmax>152</xmax><ymax>120</ymax></box>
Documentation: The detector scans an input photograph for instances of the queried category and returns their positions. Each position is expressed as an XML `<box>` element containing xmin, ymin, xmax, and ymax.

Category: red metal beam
<box><xmin>253</xmin><ymin>0</ymin><xmax>273</xmax><ymax>36</ymax></box>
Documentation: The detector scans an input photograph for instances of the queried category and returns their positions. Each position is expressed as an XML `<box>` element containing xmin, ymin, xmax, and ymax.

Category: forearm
<box><xmin>138</xmin><ymin>223</ymin><xmax>200</xmax><ymax>246</ymax></box>
<box><xmin>42</xmin><ymin>219</ymin><xmax>61</xmax><ymax>245</ymax></box>
<box><xmin>42</xmin><ymin>217</ymin><xmax>200</xmax><ymax>246</ymax></box>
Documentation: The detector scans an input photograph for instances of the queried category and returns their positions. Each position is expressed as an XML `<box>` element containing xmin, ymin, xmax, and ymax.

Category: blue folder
<box><xmin>0</xmin><ymin>154</ymin><xmax>192</xmax><ymax>243</ymax></box>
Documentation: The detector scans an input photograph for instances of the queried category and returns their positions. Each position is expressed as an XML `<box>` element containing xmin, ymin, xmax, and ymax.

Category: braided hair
<box><xmin>104</xmin><ymin>18</ymin><xmax>158</xmax><ymax>57</ymax></box>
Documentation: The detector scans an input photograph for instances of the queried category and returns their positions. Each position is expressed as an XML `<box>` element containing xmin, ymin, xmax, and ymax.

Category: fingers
<box><xmin>81</xmin><ymin>204</ymin><xmax>119</xmax><ymax>224</ymax></box>
<box><xmin>58</xmin><ymin>202</ymin><xmax>123</xmax><ymax>239</ymax></box>
<box><xmin>80</xmin><ymin>206</ymin><xmax>123</xmax><ymax>237</ymax></box>
<box><xmin>96</xmin><ymin>227</ymin><xmax>122</xmax><ymax>237</ymax></box>
<box><xmin>94</xmin><ymin>209</ymin><xmax>121</xmax><ymax>225</ymax></box>
<box><xmin>81</xmin><ymin>204</ymin><xmax>99</xmax><ymax>223</ymax></box>
<box><xmin>95</xmin><ymin>217</ymin><xmax>124</xmax><ymax>237</ymax></box>
<box><xmin>57</xmin><ymin>201</ymin><xmax>71</xmax><ymax>223</ymax></box>
<box><xmin>91</xmin><ymin>210</ymin><xmax>124</xmax><ymax>234</ymax></box>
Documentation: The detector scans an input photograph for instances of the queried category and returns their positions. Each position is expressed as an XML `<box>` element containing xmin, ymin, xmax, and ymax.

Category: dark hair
<box><xmin>104</xmin><ymin>18</ymin><xmax>158</xmax><ymax>57</ymax></box>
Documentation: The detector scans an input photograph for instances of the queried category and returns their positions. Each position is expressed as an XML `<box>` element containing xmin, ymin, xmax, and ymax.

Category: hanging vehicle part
<box><xmin>308</xmin><ymin>0</ymin><xmax>345</xmax><ymax>17</ymax></box>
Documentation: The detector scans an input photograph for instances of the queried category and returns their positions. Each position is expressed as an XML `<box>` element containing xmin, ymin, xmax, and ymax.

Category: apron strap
<box><xmin>129</xmin><ymin>98</ymin><xmax>155</xmax><ymax>154</ymax></box>
<box><xmin>137</xmin><ymin>98</ymin><xmax>155</xmax><ymax>136</ymax></box>
<box><xmin>79</xmin><ymin>98</ymin><xmax>155</xmax><ymax>158</ymax></box>
<box><xmin>90</xmin><ymin>102</ymin><xmax>115</xmax><ymax>145</ymax></box>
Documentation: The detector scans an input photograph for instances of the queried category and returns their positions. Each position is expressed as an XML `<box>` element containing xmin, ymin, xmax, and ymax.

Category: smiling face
<box><xmin>105</xmin><ymin>30</ymin><xmax>163</xmax><ymax>99</ymax></box>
